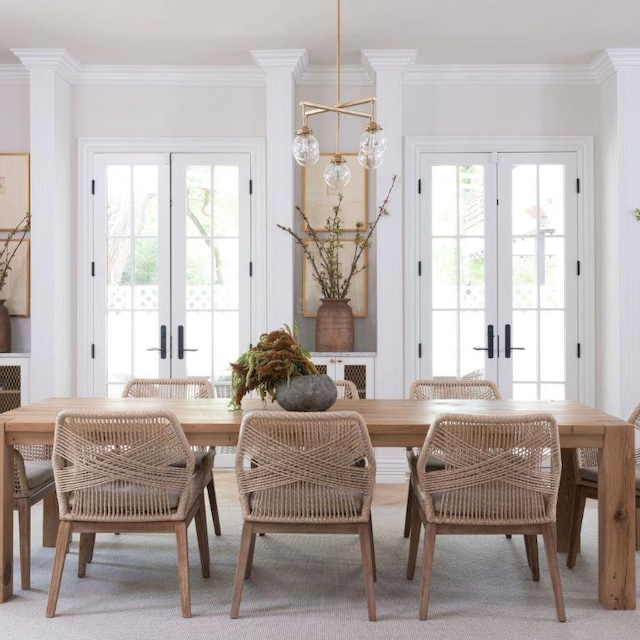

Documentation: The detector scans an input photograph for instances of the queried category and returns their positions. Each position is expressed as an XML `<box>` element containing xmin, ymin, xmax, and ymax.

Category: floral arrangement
<box><xmin>229</xmin><ymin>324</ymin><xmax>318</xmax><ymax>409</ymax></box>
<box><xmin>277</xmin><ymin>175</ymin><xmax>396</xmax><ymax>300</ymax></box>
<box><xmin>0</xmin><ymin>213</ymin><xmax>30</xmax><ymax>294</ymax></box>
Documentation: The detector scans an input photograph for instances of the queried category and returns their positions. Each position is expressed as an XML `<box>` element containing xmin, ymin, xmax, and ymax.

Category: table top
<box><xmin>1</xmin><ymin>397</ymin><xmax>629</xmax><ymax>448</ymax></box>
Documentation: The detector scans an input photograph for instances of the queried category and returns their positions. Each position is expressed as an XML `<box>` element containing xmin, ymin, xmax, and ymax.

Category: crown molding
<box><xmin>361</xmin><ymin>49</ymin><xmax>417</xmax><ymax>74</ymax></box>
<box><xmin>405</xmin><ymin>63</ymin><xmax>596</xmax><ymax>86</ymax></box>
<box><xmin>11</xmin><ymin>48</ymin><xmax>81</xmax><ymax>83</ymax></box>
<box><xmin>0</xmin><ymin>64</ymin><xmax>29</xmax><ymax>85</ymax></box>
<box><xmin>76</xmin><ymin>65</ymin><xmax>264</xmax><ymax>87</ymax></box>
<box><xmin>251</xmin><ymin>49</ymin><xmax>308</xmax><ymax>82</ymax></box>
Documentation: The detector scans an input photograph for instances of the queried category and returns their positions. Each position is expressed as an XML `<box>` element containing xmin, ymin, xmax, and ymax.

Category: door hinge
<box><xmin>577</xmin><ymin>343</ymin><xmax>581</xmax><ymax>358</ymax></box>
<box><xmin>249</xmin><ymin>261</ymin><xmax>253</xmax><ymax>277</ymax></box>
<box><xmin>496</xmin><ymin>198</ymin><xmax>499</xmax><ymax>206</ymax></box>
<box><xmin>418</xmin><ymin>179</ymin><xmax>422</xmax><ymax>194</ymax></box>
<box><xmin>418</xmin><ymin>343</ymin><xmax>422</xmax><ymax>358</ymax></box>
<box><xmin>577</xmin><ymin>260</ymin><xmax>581</xmax><ymax>276</ymax></box>
<box><xmin>91</xmin><ymin>344</ymin><xmax>95</xmax><ymax>359</ymax></box>
<box><xmin>249</xmin><ymin>179</ymin><xmax>253</xmax><ymax>195</ymax></box>
<box><xmin>91</xmin><ymin>261</ymin><xmax>95</xmax><ymax>277</ymax></box>
<box><xmin>576</xmin><ymin>178</ymin><xmax>580</xmax><ymax>194</ymax></box>
<box><xmin>91</xmin><ymin>180</ymin><xmax>95</xmax><ymax>195</ymax></box>
<box><xmin>418</xmin><ymin>261</ymin><xmax>422</xmax><ymax>276</ymax></box>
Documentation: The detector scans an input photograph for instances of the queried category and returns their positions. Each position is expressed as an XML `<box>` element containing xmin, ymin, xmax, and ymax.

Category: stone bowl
<box><xmin>274</xmin><ymin>374</ymin><xmax>337</xmax><ymax>411</ymax></box>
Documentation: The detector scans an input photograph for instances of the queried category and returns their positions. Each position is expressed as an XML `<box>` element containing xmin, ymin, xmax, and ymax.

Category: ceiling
<box><xmin>0</xmin><ymin>0</ymin><xmax>639</xmax><ymax>67</ymax></box>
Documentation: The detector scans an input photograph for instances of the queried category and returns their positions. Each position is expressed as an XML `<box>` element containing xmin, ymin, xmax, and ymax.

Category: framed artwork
<box><xmin>302</xmin><ymin>153</ymin><xmax>368</xmax><ymax>231</ymax></box>
<box><xmin>1</xmin><ymin>239</ymin><xmax>30</xmax><ymax>317</ymax></box>
<box><xmin>0</xmin><ymin>154</ymin><xmax>30</xmax><ymax>231</ymax></box>
<box><xmin>302</xmin><ymin>239</ymin><xmax>367</xmax><ymax>318</ymax></box>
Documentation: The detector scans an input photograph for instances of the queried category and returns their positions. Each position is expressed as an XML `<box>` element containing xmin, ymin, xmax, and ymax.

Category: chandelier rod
<box><xmin>335</xmin><ymin>0</ymin><xmax>342</xmax><ymax>156</ymax></box>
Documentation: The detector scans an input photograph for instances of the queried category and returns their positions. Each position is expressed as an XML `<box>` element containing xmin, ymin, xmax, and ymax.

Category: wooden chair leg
<box><xmin>86</xmin><ymin>532</ymin><xmax>96</xmax><ymax>563</ymax></box>
<box><xmin>524</xmin><ymin>535</ymin><xmax>540</xmax><ymax>581</ymax></box>
<box><xmin>404</xmin><ymin>478</ymin><xmax>414</xmax><ymax>538</ymax></box>
<box><xmin>542</xmin><ymin>523</ymin><xmax>566</xmax><ymax>622</ymax></box>
<box><xmin>175</xmin><ymin>522</ymin><xmax>191</xmax><ymax>618</ymax></box>
<box><xmin>368</xmin><ymin>516</ymin><xmax>377</xmax><ymax>581</ymax></box>
<box><xmin>195</xmin><ymin>494</ymin><xmax>210</xmax><ymax>578</ymax></box>
<box><xmin>566</xmin><ymin>486</ymin><xmax>587</xmax><ymax>568</ymax></box>
<box><xmin>231</xmin><ymin>523</ymin><xmax>254</xmax><ymax>618</ymax></box>
<box><xmin>407</xmin><ymin>494</ymin><xmax>422</xmax><ymax>580</ymax></box>
<box><xmin>78</xmin><ymin>533</ymin><xmax>93</xmax><ymax>578</ymax></box>
<box><xmin>636</xmin><ymin>508</ymin><xmax>640</xmax><ymax>552</ymax></box>
<box><xmin>17</xmin><ymin>500</ymin><xmax>31</xmax><ymax>590</ymax></box>
<box><xmin>358</xmin><ymin>522</ymin><xmax>377</xmax><ymax>621</ymax></box>
<box><xmin>207</xmin><ymin>478</ymin><xmax>222</xmax><ymax>536</ymax></box>
<box><xmin>418</xmin><ymin>523</ymin><xmax>437</xmax><ymax>620</ymax></box>
<box><xmin>46</xmin><ymin>521</ymin><xmax>73</xmax><ymax>618</ymax></box>
<box><xmin>244</xmin><ymin>531</ymin><xmax>257</xmax><ymax>579</ymax></box>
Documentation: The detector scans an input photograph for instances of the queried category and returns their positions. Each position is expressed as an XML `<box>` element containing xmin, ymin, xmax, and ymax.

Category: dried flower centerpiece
<box><xmin>278</xmin><ymin>176</ymin><xmax>396</xmax><ymax>351</ymax></box>
<box><xmin>230</xmin><ymin>324</ymin><xmax>336</xmax><ymax>411</ymax></box>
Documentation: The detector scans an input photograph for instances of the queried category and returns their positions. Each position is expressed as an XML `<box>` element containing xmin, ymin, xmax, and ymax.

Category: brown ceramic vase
<box><xmin>315</xmin><ymin>298</ymin><xmax>354</xmax><ymax>352</ymax></box>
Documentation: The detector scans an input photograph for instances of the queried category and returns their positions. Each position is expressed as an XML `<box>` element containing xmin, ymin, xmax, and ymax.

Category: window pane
<box><xmin>432</xmin><ymin>311</ymin><xmax>458</xmax><ymax>378</ymax></box>
<box><xmin>512</xmin><ymin>310</ymin><xmax>538</xmax><ymax>382</ymax></box>
<box><xmin>459</xmin><ymin>238</ymin><xmax>484</xmax><ymax>310</ymax></box>
<box><xmin>432</xmin><ymin>238</ymin><xmax>458</xmax><ymax>309</ymax></box>
<box><xmin>460</xmin><ymin>311</ymin><xmax>485</xmax><ymax>378</ymax></box>
<box><xmin>459</xmin><ymin>165</ymin><xmax>484</xmax><ymax>236</ymax></box>
<box><xmin>540</xmin><ymin>311</ymin><xmax>565</xmax><ymax>381</ymax></box>
<box><xmin>540</xmin><ymin>237</ymin><xmax>565</xmax><ymax>309</ymax></box>
<box><xmin>186</xmin><ymin>165</ymin><xmax>212</xmax><ymax>237</ymax></box>
<box><xmin>213</xmin><ymin>166</ymin><xmax>240</xmax><ymax>237</ymax></box>
<box><xmin>432</xmin><ymin>166</ymin><xmax>457</xmax><ymax>236</ymax></box>
<box><xmin>511</xmin><ymin>164</ymin><xmax>538</xmax><ymax>236</ymax></box>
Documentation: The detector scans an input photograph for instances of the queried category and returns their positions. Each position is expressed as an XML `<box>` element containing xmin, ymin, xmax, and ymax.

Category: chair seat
<box><xmin>23</xmin><ymin>460</ymin><xmax>55</xmax><ymax>491</ymax></box>
<box><xmin>580</xmin><ymin>465</ymin><xmax>640</xmax><ymax>491</ymax></box>
<box><xmin>248</xmin><ymin>484</ymin><xmax>365</xmax><ymax>522</ymax></box>
<box><xmin>171</xmin><ymin>449</ymin><xmax>215</xmax><ymax>471</ymax></box>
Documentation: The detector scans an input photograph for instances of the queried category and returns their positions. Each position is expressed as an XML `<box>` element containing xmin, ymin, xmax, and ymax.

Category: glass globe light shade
<box><xmin>359</xmin><ymin>123</ymin><xmax>388</xmax><ymax>155</ymax></box>
<box><xmin>292</xmin><ymin>128</ymin><xmax>320</xmax><ymax>167</ymax></box>
<box><xmin>324</xmin><ymin>156</ymin><xmax>351</xmax><ymax>189</ymax></box>
<box><xmin>358</xmin><ymin>148</ymin><xmax>384</xmax><ymax>170</ymax></box>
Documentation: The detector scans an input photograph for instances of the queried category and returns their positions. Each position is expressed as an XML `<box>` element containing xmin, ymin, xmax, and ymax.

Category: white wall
<box><xmin>0</xmin><ymin>83</ymin><xmax>31</xmax><ymax>353</ymax></box>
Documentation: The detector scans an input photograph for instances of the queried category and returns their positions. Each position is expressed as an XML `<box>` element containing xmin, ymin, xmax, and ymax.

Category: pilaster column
<box><xmin>11</xmin><ymin>49</ymin><xmax>79</xmax><ymax>401</ymax></box>
<box><xmin>597</xmin><ymin>49</ymin><xmax>640</xmax><ymax>417</ymax></box>
<box><xmin>362</xmin><ymin>50</ymin><xmax>416</xmax><ymax>483</ymax></box>
<box><xmin>252</xmin><ymin>50</ymin><xmax>308</xmax><ymax>332</ymax></box>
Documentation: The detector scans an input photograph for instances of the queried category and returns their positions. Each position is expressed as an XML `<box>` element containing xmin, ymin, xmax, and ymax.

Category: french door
<box><xmin>92</xmin><ymin>153</ymin><xmax>252</xmax><ymax>397</ymax></box>
<box><xmin>418</xmin><ymin>152</ymin><xmax>579</xmax><ymax>400</ymax></box>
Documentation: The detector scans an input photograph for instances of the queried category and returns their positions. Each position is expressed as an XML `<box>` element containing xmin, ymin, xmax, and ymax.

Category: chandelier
<box><xmin>292</xmin><ymin>0</ymin><xmax>387</xmax><ymax>189</ymax></box>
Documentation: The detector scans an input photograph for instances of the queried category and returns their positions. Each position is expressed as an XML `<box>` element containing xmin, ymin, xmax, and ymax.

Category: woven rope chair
<box><xmin>13</xmin><ymin>444</ymin><xmax>57</xmax><ymax>590</ymax></box>
<box><xmin>122</xmin><ymin>377</ymin><xmax>221</xmax><ymax>536</ymax></box>
<box><xmin>46</xmin><ymin>409</ymin><xmax>211</xmax><ymax>618</ymax></box>
<box><xmin>566</xmin><ymin>401</ymin><xmax>640</xmax><ymax>568</ymax></box>
<box><xmin>404</xmin><ymin>379</ymin><xmax>502</xmax><ymax>538</ymax></box>
<box><xmin>335</xmin><ymin>379</ymin><xmax>359</xmax><ymax>400</ymax></box>
<box><xmin>407</xmin><ymin>412</ymin><xmax>565</xmax><ymax>621</ymax></box>
<box><xmin>231</xmin><ymin>410</ymin><xmax>377</xmax><ymax>621</ymax></box>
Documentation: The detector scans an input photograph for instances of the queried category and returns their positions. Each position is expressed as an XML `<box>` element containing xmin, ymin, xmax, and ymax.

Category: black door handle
<box><xmin>504</xmin><ymin>324</ymin><xmax>525</xmax><ymax>358</ymax></box>
<box><xmin>146</xmin><ymin>325</ymin><xmax>167</xmax><ymax>359</ymax></box>
<box><xmin>177</xmin><ymin>325</ymin><xmax>198</xmax><ymax>360</ymax></box>
<box><xmin>473</xmin><ymin>324</ymin><xmax>494</xmax><ymax>359</ymax></box>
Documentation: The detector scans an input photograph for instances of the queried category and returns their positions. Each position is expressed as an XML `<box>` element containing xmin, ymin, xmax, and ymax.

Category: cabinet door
<box><xmin>312</xmin><ymin>356</ymin><xmax>375</xmax><ymax>399</ymax></box>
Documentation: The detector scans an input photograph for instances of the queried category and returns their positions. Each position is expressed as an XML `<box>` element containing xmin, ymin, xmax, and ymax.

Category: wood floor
<box><xmin>213</xmin><ymin>471</ymin><xmax>406</xmax><ymax>507</ymax></box>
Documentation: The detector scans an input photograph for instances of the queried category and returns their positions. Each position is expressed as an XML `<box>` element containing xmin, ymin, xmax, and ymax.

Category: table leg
<box><xmin>598</xmin><ymin>424</ymin><xmax>636</xmax><ymax>609</ymax></box>
<box><xmin>42</xmin><ymin>493</ymin><xmax>59</xmax><ymax>548</ymax></box>
<box><xmin>1</xmin><ymin>423</ymin><xmax>14</xmax><ymax>602</ymax></box>
<box><xmin>556</xmin><ymin>448</ymin><xmax>577</xmax><ymax>553</ymax></box>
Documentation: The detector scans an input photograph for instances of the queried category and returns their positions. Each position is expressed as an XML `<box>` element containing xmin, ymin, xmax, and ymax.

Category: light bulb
<box><xmin>358</xmin><ymin>148</ymin><xmax>384</xmax><ymax>170</ymax></box>
<box><xmin>324</xmin><ymin>155</ymin><xmax>351</xmax><ymax>189</ymax></box>
<box><xmin>292</xmin><ymin>126</ymin><xmax>320</xmax><ymax>167</ymax></box>
<box><xmin>359</xmin><ymin>122</ymin><xmax>388</xmax><ymax>156</ymax></box>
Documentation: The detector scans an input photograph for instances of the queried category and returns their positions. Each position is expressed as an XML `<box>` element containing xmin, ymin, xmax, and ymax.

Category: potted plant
<box><xmin>229</xmin><ymin>324</ymin><xmax>336</xmax><ymax>411</ymax></box>
<box><xmin>278</xmin><ymin>176</ymin><xmax>396</xmax><ymax>352</ymax></box>
<box><xmin>0</xmin><ymin>213</ymin><xmax>30</xmax><ymax>353</ymax></box>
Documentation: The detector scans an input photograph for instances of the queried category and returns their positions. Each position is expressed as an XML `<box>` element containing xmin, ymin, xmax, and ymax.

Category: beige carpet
<box><xmin>5</xmin><ymin>481</ymin><xmax>640</xmax><ymax>640</ymax></box>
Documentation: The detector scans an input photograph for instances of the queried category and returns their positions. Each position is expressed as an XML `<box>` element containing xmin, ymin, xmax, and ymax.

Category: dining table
<box><xmin>0</xmin><ymin>396</ymin><xmax>635</xmax><ymax>610</ymax></box>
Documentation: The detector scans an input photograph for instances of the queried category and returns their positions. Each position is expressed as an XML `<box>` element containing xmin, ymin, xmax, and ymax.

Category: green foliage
<box><xmin>229</xmin><ymin>324</ymin><xmax>318</xmax><ymax>410</ymax></box>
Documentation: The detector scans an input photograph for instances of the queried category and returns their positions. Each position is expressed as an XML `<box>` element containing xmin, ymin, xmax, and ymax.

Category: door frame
<box><xmin>77</xmin><ymin>137</ymin><xmax>266</xmax><ymax>397</ymax></box>
<box><xmin>404</xmin><ymin>136</ymin><xmax>595</xmax><ymax>404</ymax></box>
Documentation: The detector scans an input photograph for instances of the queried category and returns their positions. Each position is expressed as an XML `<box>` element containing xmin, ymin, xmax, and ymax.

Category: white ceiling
<box><xmin>0</xmin><ymin>0</ymin><xmax>639</xmax><ymax>67</ymax></box>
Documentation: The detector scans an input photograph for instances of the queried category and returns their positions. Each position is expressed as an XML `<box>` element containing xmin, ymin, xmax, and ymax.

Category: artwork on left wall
<box><xmin>0</xmin><ymin>154</ymin><xmax>30</xmax><ymax>317</ymax></box>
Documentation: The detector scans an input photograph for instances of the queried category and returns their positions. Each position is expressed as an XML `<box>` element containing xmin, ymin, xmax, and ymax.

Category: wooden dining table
<box><xmin>0</xmin><ymin>396</ymin><xmax>635</xmax><ymax>609</ymax></box>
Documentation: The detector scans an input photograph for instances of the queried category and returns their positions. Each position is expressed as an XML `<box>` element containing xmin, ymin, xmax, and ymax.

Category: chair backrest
<box><xmin>408</xmin><ymin>379</ymin><xmax>502</xmax><ymax>400</ymax></box>
<box><xmin>335</xmin><ymin>379</ymin><xmax>359</xmax><ymax>400</ymax></box>
<box><xmin>122</xmin><ymin>377</ymin><xmax>214</xmax><ymax>399</ymax></box>
<box><xmin>417</xmin><ymin>412</ymin><xmax>560</xmax><ymax>525</ymax></box>
<box><xmin>53</xmin><ymin>410</ymin><xmax>194</xmax><ymax>522</ymax></box>
<box><xmin>235</xmin><ymin>410</ymin><xmax>376</xmax><ymax>523</ymax></box>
